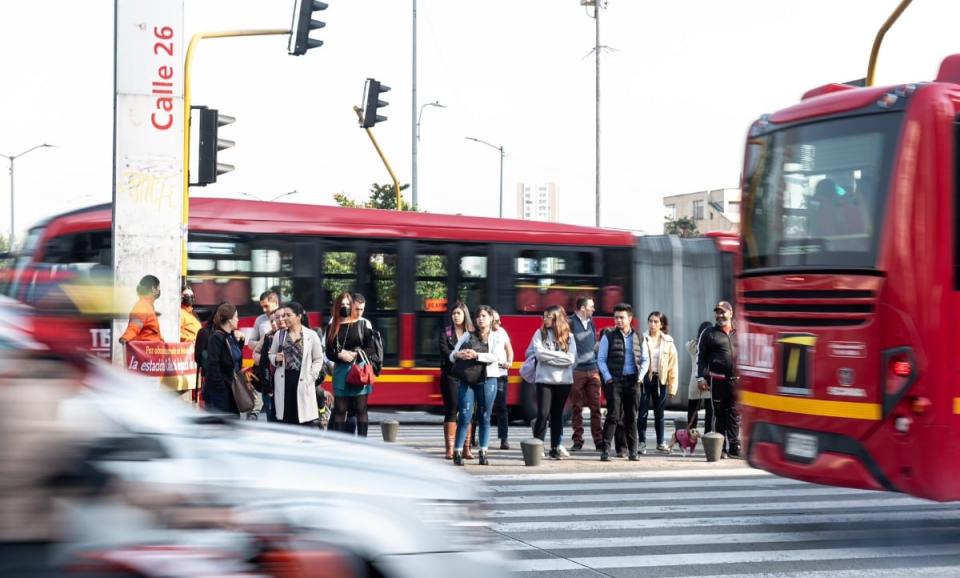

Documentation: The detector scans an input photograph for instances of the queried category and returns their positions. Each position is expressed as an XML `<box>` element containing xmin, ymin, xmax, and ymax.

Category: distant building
<box><xmin>663</xmin><ymin>188</ymin><xmax>740</xmax><ymax>233</ymax></box>
<box><xmin>517</xmin><ymin>182</ymin><xmax>558</xmax><ymax>222</ymax></box>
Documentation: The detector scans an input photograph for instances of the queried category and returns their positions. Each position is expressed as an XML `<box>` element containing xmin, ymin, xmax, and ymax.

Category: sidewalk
<box><xmin>385</xmin><ymin>418</ymin><xmax>752</xmax><ymax>476</ymax></box>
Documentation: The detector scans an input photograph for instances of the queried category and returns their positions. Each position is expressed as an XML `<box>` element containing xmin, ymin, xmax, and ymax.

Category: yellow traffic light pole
<box><xmin>353</xmin><ymin>106</ymin><xmax>403</xmax><ymax>211</ymax></box>
<box><xmin>866</xmin><ymin>0</ymin><xmax>913</xmax><ymax>87</ymax></box>
<box><xmin>181</xmin><ymin>28</ymin><xmax>288</xmax><ymax>276</ymax></box>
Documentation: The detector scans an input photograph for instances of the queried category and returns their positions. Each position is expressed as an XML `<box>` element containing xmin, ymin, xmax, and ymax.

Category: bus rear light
<box><xmin>894</xmin><ymin>416</ymin><xmax>912</xmax><ymax>433</ymax></box>
<box><xmin>891</xmin><ymin>360</ymin><xmax>912</xmax><ymax>377</ymax></box>
<box><xmin>910</xmin><ymin>396</ymin><xmax>932</xmax><ymax>414</ymax></box>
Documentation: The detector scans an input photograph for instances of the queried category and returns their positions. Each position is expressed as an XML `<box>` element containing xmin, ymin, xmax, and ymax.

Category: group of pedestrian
<box><xmin>438</xmin><ymin>302</ymin><xmax>514</xmax><ymax>465</ymax></box>
<box><xmin>438</xmin><ymin>296</ymin><xmax>742</xmax><ymax>464</ymax></box>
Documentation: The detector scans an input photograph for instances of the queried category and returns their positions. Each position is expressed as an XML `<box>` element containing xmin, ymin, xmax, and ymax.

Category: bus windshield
<box><xmin>741</xmin><ymin>112</ymin><xmax>903</xmax><ymax>272</ymax></box>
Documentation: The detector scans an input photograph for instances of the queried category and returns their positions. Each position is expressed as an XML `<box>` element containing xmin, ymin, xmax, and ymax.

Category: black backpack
<box><xmin>195</xmin><ymin>325</ymin><xmax>213</xmax><ymax>375</ymax></box>
<box><xmin>358</xmin><ymin>319</ymin><xmax>384</xmax><ymax>376</ymax></box>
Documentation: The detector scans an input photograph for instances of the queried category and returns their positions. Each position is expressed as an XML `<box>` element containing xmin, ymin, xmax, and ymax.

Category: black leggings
<box><xmin>440</xmin><ymin>371</ymin><xmax>458</xmax><ymax>423</ymax></box>
<box><xmin>533</xmin><ymin>383</ymin><xmax>572</xmax><ymax>449</ymax></box>
<box><xmin>334</xmin><ymin>394</ymin><xmax>369</xmax><ymax>437</ymax></box>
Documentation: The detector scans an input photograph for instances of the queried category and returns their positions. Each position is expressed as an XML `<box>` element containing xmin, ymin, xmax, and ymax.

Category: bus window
<box><xmin>600</xmin><ymin>248</ymin><xmax>631</xmax><ymax>314</ymax></box>
<box><xmin>514</xmin><ymin>249</ymin><xmax>599</xmax><ymax>313</ymax></box>
<box><xmin>415</xmin><ymin>250</ymin><xmax>449</xmax><ymax>366</ymax></box>
<box><xmin>457</xmin><ymin>254</ymin><xmax>487</xmax><ymax>311</ymax></box>
<box><xmin>186</xmin><ymin>236</ymin><xmax>254</xmax><ymax>313</ymax></box>
<box><xmin>370</xmin><ymin>251</ymin><xmax>398</xmax><ymax>311</ymax></box>
<box><xmin>41</xmin><ymin>232</ymin><xmax>111</xmax><ymax>266</ymax></box>
<box><xmin>322</xmin><ymin>250</ymin><xmax>356</xmax><ymax>302</ymax></box>
<box><xmin>416</xmin><ymin>253</ymin><xmax>448</xmax><ymax>312</ymax></box>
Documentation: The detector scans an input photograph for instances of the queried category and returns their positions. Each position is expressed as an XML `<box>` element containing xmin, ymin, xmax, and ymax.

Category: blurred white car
<box><xmin>0</xmin><ymin>299</ymin><xmax>509</xmax><ymax>577</ymax></box>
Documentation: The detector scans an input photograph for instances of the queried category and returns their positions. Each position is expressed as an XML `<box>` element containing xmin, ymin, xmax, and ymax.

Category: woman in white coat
<box><xmin>269</xmin><ymin>302</ymin><xmax>325</xmax><ymax>425</ymax></box>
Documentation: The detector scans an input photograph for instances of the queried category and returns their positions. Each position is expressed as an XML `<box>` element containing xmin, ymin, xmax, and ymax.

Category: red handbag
<box><xmin>346</xmin><ymin>350</ymin><xmax>376</xmax><ymax>387</ymax></box>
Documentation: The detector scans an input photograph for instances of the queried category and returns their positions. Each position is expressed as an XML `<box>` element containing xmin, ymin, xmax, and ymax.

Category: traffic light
<box><xmin>361</xmin><ymin>78</ymin><xmax>391</xmax><ymax>128</ymax></box>
<box><xmin>196</xmin><ymin>107</ymin><xmax>235</xmax><ymax>186</ymax></box>
<box><xmin>289</xmin><ymin>0</ymin><xmax>327</xmax><ymax>56</ymax></box>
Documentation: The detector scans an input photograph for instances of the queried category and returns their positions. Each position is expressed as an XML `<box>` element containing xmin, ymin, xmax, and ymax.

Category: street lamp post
<box><xmin>465</xmin><ymin>136</ymin><xmax>505</xmax><ymax>218</ymax></box>
<box><xmin>0</xmin><ymin>143</ymin><xmax>54</xmax><ymax>249</ymax></box>
<box><xmin>581</xmin><ymin>0</ymin><xmax>606</xmax><ymax>227</ymax></box>
<box><xmin>412</xmin><ymin>101</ymin><xmax>445</xmax><ymax>211</ymax></box>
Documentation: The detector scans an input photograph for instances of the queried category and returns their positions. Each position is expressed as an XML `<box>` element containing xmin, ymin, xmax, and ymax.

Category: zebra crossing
<box><xmin>479</xmin><ymin>470</ymin><xmax>960</xmax><ymax>576</ymax></box>
<box><xmin>375</xmin><ymin>422</ymin><xmax>960</xmax><ymax>576</ymax></box>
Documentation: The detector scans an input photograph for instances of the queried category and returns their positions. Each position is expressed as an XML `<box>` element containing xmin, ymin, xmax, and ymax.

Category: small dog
<box><xmin>667</xmin><ymin>428</ymin><xmax>702</xmax><ymax>456</ymax></box>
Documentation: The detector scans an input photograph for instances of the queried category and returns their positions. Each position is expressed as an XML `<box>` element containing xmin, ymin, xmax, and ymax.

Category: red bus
<box><xmin>738</xmin><ymin>55</ymin><xmax>960</xmax><ymax>501</ymax></box>
<box><xmin>6</xmin><ymin>198</ymin><xmax>736</xmax><ymax>418</ymax></box>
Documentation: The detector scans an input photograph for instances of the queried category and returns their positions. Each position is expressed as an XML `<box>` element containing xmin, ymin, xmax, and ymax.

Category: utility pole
<box><xmin>592</xmin><ymin>1</ymin><xmax>603</xmax><ymax>227</ymax></box>
<box><xmin>412</xmin><ymin>0</ymin><xmax>418</xmax><ymax>210</ymax></box>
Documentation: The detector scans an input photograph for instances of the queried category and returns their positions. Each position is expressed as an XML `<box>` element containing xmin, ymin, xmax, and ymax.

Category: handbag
<box><xmin>346</xmin><ymin>349</ymin><xmax>376</xmax><ymax>387</ymax></box>
<box><xmin>451</xmin><ymin>333</ymin><xmax>489</xmax><ymax>386</ymax></box>
<box><xmin>452</xmin><ymin>357</ymin><xmax>487</xmax><ymax>386</ymax></box>
<box><xmin>231</xmin><ymin>370</ymin><xmax>256</xmax><ymax>413</ymax></box>
<box><xmin>519</xmin><ymin>356</ymin><xmax>537</xmax><ymax>384</ymax></box>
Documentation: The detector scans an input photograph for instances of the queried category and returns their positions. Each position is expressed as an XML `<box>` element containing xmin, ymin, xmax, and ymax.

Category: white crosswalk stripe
<box><xmin>376</xmin><ymin>421</ymin><xmax>960</xmax><ymax>576</ymax></box>
<box><xmin>480</xmin><ymin>471</ymin><xmax>960</xmax><ymax>576</ymax></box>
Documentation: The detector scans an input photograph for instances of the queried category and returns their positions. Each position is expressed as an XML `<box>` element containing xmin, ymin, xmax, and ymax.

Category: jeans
<box><xmin>533</xmin><ymin>383</ymin><xmax>573</xmax><ymax>449</ymax></box>
<box><xmin>639</xmin><ymin>373</ymin><xmax>668</xmax><ymax>445</ymax></box>
<box><xmin>455</xmin><ymin>377</ymin><xmax>498</xmax><ymax>450</ymax></box>
<box><xmin>263</xmin><ymin>392</ymin><xmax>277</xmax><ymax>422</ymax></box>
<box><xmin>602</xmin><ymin>374</ymin><xmax>639</xmax><ymax>453</ymax></box>
<box><xmin>494</xmin><ymin>375</ymin><xmax>509</xmax><ymax>440</ymax></box>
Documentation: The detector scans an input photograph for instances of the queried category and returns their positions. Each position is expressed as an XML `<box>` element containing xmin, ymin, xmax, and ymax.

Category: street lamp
<box><xmin>581</xmin><ymin>0</ymin><xmax>606</xmax><ymax>227</ymax></box>
<box><xmin>0</xmin><ymin>143</ymin><xmax>54</xmax><ymax>249</ymax></box>
<box><xmin>239</xmin><ymin>190</ymin><xmax>300</xmax><ymax>202</ymax></box>
<box><xmin>465</xmin><ymin>136</ymin><xmax>505</xmax><ymax>219</ymax></box>
<box><xmin>412</xmin><ymin>101</ymin><xmax>445</xmax><ymax>212</ymax></box>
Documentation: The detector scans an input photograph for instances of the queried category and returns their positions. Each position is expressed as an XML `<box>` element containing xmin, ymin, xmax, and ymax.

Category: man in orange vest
<box><xmin>119</xmin><ymin>275</ymin><xmax>163</xmax><ymax>345</ymax></box>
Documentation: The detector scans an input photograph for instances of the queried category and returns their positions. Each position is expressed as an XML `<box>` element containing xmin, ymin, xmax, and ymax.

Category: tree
<box><xmin>664</xmin><ymin>216</ymin><xmax>700</xmax><ymax>238</ymax></box>
<box><xmin>333</xmin><ymin>182</ymin><xmax>413</xmax><ymax>211</ymax></box>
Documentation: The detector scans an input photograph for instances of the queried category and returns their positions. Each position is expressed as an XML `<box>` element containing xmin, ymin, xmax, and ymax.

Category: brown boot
<box><xmin>462</xmin><ymin>424</ymin><xmax>474</xmax><ymax>459</ymax></box>
<box><xmin>443</xmin><ymin>422</ymin><xmax>456</xmax><ymax>460</ymax></box>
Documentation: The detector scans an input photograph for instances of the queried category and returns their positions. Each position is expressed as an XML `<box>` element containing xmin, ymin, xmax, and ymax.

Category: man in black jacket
<box><xmin>696</xmin><ymin>301</ymin><xmax>742</xmax><ymax>458</ymax></box>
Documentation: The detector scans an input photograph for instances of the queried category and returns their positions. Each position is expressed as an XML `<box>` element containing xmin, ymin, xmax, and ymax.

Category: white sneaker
<box><xmin>638</xmin><ymin>442</ymin><xmax>647</xmax><ymax>455</ymax></box>
<box><xmin>557</xmin><ymin>446</ymin><xmax>570</xmax><ymax>458</ymax></box>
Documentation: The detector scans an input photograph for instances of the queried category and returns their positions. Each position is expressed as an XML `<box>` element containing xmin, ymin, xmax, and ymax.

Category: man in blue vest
<box><xmin>597</xmin><ymin>303</ymin><xmax>650</xmax><ymax>461</ymax></box>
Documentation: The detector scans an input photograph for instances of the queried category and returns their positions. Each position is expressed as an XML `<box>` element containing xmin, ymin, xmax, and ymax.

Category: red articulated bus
<box><xmin>738</xmin><ymin>54</ymin><xmax>960</xmax><ymax>501</ymax></box>
<box><xmin>6</xmin><ymin>198</ymin><xmax>737</xmax><ymax>419</ymax></box>
<box><xmin>6</xmin><ymin>199</ymin><xmax>634</xmax><ymax>416</ymax></box>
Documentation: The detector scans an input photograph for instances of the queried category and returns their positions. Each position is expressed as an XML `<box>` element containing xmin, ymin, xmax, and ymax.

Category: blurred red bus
<box><xmin>5</xmin><ymin>198</ymin><xmax>735</xmax><ymax>419</ymax></box>
<box><xmin>738</xmin><ymin>55</ymin><xmax>960</xmax><ymax>501</ymax></box>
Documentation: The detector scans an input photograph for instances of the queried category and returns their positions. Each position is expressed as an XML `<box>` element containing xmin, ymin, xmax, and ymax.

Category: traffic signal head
<box><xmin>361</xmin><ymin>78</ymin><xmax>391</xmax><ymax>129</ymax></box>
<box><xmin>289</xmin><ymin>0</ymin><xmax>328</xmax><ymax>56</ymax></box>
<box><xmin>196</xmin><ymin>108</ymin><xmax>235</xmax><ymax>186</ymax></box>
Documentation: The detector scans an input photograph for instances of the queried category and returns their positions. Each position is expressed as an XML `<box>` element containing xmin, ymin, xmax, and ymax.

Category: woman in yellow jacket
<box><xmin>639</xmin><ymin>311</ymin><xmax>679</xmax><ymax>454</ymax></box>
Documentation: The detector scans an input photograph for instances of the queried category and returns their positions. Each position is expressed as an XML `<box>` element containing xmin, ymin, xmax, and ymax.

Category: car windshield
<box><xmin>741</xmin><ymin>112</ymin><xmax>903</xmax><ymax>272</ymax></box>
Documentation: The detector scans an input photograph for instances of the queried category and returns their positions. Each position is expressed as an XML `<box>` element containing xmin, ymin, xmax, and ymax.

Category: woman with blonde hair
<box><xmin>527</xmin><ymin>304</ymin><xmax>577</xmax><ymax>460</ymax></box>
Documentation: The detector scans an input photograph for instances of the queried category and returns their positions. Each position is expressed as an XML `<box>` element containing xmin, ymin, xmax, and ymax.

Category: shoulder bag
<box><xmin>231</xmin><ymin>369</ymin><xmax>256</xmax><ymax>413</ymax></box>
<box><xmin>346</xmin><ymin>349</ymin><xmax>376</xmax><ymax>387</ymax></box>
<box><xmin>452</xmin><ymin>333</ymin><xmax>489</xmax><ymax>386</ymax></box>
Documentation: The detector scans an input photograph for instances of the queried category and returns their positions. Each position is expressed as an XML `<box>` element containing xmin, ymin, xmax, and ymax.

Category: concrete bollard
<box><xmin>521</xmin><ymin>438</ymin><xmax>544</xmax><ymax>467</ymax></box>
<box><xmin>703</xmin><ymin>432</ymin><xmax>725</xmax><ymax>462</ymax></box>
<box><xmin>380</xmin><ymin>420</ymin><xmax>399</xmax><ymax>442</ymax></box>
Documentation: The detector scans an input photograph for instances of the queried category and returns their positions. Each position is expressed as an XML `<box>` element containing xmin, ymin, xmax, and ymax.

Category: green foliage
<box><xmin>333</xmin><ymin>182</ymin><xmax>414</xmax><ymax>211</ymax></box>
<box><xmin>664</xmin><ymin>216</ymin><xmax>700</xmax><ymax>238</ymax></box>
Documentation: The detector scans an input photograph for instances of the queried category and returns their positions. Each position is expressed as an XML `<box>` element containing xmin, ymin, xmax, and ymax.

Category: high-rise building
<box><xmin>516</xmin><ymin>182</ymin><xmax>559</xmax><ymax>222</ymax></box>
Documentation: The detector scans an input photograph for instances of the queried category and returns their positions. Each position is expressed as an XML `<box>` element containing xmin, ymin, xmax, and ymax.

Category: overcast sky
<box><xmin>2</xmin><ymin>0</ymin><xmax>959</xmax><ymax>240</ymax></box>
